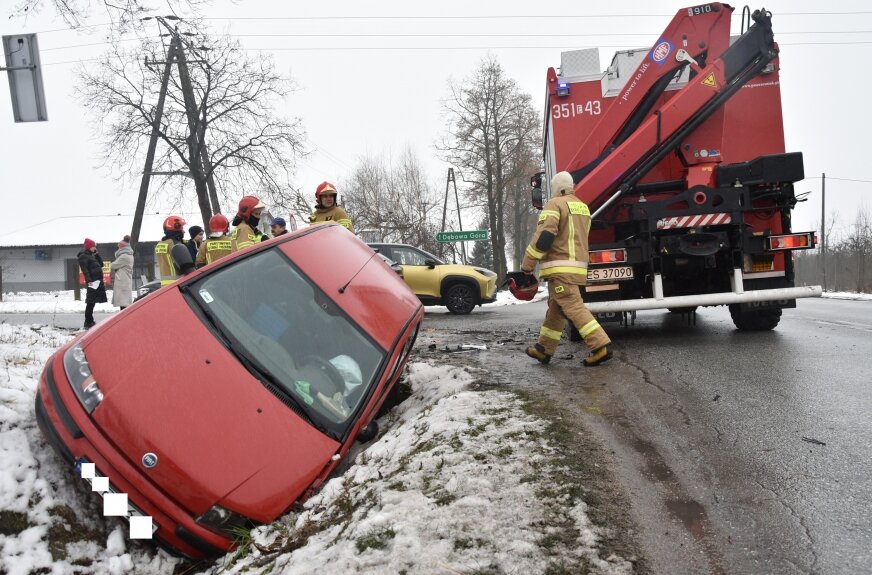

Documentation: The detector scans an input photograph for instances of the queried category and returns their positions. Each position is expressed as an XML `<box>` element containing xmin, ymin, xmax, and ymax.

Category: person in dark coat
<box><xmin>77</xmin><ymin>238</ymin><xmax>107</xmax><ymax>329</ymax></box>
<box><xmin>186</xmin><ymin>225</ymin><xmax>204</xmax><ymax>262</ymax></box>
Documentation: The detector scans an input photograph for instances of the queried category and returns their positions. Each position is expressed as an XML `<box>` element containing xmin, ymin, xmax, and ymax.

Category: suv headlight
<box><xmin>473</xmin><ymin>268</ymin><xmax>496</xmax><ymax>278</ymax></box>
<box><xmin>197</xmin><ymin>505</ymin><xmax>255</xmax><ymax>537</ymax></box>
<box><xmin>63</xmin><ymin>343</ymin><xmax>104</xmax><ymax>414</ymax></box>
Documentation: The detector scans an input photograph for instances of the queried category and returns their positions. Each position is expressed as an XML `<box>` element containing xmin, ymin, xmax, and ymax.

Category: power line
<box><xmin>200</xmin><ymin>12</ymin><xmax>872</xmax><ymax>21</ymax></box>
<box><xmin>41</xmin><ymin>40</ymin><xmax>872</xmax><ymax>64</ymax></box>
<box><xmin>806</xmin><ymin>176</ymin><xmax>872</xmax><ymax>184</ymax></box>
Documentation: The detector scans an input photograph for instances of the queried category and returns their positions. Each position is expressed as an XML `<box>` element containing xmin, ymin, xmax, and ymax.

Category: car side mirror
<box><xmin>357</xmin><ymin>420</ymin><xmax>379</xmax><ymax>443</ymax></box>
<box><xmin>424</xmin><ymin>258</ymin><xmax>437</xmax><ymax>269</ymax></box>
<box><xmin>530</xmin><ymin>172</ymin><xmax>544</xmax><ymax>210</ymax></box>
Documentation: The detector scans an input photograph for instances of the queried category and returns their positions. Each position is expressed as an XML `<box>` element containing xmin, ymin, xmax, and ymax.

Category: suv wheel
<box><xmin>445</xmin><ymin>284</ymin><xmax>476</xmax><ymax>315</ymax></box>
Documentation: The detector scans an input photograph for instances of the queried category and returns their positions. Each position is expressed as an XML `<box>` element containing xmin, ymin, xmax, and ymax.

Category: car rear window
<box><xmin>186</xmin><ymin>249</ymin><xmax>385</xmax><ymax>437</ymax></box>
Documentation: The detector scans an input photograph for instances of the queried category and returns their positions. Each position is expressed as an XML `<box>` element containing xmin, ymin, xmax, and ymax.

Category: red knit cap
<box><xmin>83</xmin><ymin>238</ymin><xmax>96</xmax><ymax>250</ymax></box>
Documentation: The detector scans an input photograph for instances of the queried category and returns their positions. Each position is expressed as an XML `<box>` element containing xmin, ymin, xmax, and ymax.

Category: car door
<box><xmin>389</xmin><ymin>246</ymin><xmax>441</xmax><ymax>299</ymax></box>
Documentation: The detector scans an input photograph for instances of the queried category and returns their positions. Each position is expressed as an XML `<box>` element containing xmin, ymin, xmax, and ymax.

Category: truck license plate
<box><xmin>588</xmin><ymin>266</ymin><xmax>633</xmax><ymax>282</ymax></box>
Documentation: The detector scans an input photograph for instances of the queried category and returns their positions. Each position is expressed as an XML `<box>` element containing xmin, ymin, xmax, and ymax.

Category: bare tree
<box><xmin>8</xmin><ymin>0</ymin><xmax>207</xmax><ymax>31</ymax></box>
<box><xmin>76</xmin><ymin>31</ymin><xmax>307</xmax><ymax>227</ymax></box>
<box><xmin>339</xmin><ymin>149</ymin><xmax>442</xmax><ymax>252</ymax></box>
<box><xmin>439</xmin><ymin>56</ymin><xmax>540</xmax><ymax>279</ymax></box>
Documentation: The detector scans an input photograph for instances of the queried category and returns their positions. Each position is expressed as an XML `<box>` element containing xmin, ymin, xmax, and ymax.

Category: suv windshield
<box><xmin>388</xmin><ymin>246</ymin><xmax>445</xmax><ymax>266</ymax></box>
<box><xmin>187</xmin><ymin>249</ymin><xmax>385</xmax><ymax>438</ymax></box>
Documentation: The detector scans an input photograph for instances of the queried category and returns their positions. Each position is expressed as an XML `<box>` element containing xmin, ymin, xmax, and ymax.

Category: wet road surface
<box><xmin>419</xmin><ymin>297</ymin><xmax>872</xmax><ymax>575</ymax></box>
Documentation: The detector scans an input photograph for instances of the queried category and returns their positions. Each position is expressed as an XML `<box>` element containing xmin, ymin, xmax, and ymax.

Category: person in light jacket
<box><xmin>111</xmin><ymin>235</ymin><xmax>134</xmax><ymax>310</ymax></box>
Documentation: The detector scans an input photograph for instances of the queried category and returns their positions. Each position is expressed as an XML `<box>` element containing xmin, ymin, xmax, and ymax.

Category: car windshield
<box><xmin>185</xmin><ymin>248</ymin><xmax>385</xmax><ymax>438</ymax></box>
<box><xmin>390</xmin><ymin>246</ymin><xmax>445</xmax><ymax>266</ymax></box>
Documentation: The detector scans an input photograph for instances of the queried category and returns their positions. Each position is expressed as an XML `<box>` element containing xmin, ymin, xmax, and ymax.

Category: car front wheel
<box><xmin>445</xmin><ymin>284</ymin><xmax>476</xmax><ymax>315</ymax></box>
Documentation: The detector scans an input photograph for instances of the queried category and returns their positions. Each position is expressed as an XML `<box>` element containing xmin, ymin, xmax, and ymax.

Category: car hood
<box><xmin>83</xmin><ymin>291</ymin><xmax>340</xmax><ymax>521</ymax></box>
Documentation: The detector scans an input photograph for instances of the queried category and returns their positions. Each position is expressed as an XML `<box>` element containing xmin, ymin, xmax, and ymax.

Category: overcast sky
<box><xmin>1</xmin><ymin>0</ymin><xmax>869</xmax><ymax>243</ymax></box>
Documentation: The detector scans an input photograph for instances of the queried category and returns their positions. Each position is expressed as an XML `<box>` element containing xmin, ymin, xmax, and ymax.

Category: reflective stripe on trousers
<box><xmin>536</xmin><ymin>280</ymin><xmax>610</xmax><ymax>355</ymax></box>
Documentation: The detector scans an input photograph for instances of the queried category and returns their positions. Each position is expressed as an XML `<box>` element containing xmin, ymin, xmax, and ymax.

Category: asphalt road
<box><xmin>420</xmin><ymin>297</ymin><xmax>872</xmax><ymax>575</ymax></box>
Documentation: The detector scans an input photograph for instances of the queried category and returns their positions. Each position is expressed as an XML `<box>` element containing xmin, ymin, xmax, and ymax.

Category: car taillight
<box><xmin>589</xmin><ymin>249</ymin><xmax>627</xmax><ymax>264</ymax></box>
<box><xmin>766</xmin><ymin>232</ymin><xmax>815</xmax><ymax>251</ymax></box>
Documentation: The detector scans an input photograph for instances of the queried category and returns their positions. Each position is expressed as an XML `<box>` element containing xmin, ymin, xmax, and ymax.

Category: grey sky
<box><xmin>1</xmin><ymin>0</ymin><xmax>869</xmax><ymax>244</ymax></box>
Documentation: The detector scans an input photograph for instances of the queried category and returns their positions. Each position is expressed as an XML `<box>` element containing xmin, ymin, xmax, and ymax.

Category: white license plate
<box><xmin>588</xmin><ymin>266</ymin><xmax>634</xmax><ymax>282</ymax></box>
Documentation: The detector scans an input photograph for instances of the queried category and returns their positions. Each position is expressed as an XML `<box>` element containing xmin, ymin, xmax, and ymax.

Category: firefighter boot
<box><xmin>583</xmin><ymin>346</ymin><xmax>612</xmax><ymax>367</ymax></box>
<box><xmin>525</xmin><ymin>343</ymin><xmax>552</xmax><ymax>365</ymax></box>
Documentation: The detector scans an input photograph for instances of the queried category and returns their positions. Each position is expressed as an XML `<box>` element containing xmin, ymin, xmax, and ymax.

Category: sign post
<box><xmin>436</xmin><ymin>230</ymin><xmax>489</xmax><ymax>243</ymax></box>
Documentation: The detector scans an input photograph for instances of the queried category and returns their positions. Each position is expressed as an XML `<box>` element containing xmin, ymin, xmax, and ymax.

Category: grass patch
<box><xmin>0</xmin><ymin>510</ymin><xmax>30</xmax><ymax>536</ymax></box>
<box><xmin>355</xmin><ymin>526</ymin><xmax>396</xmax><ymax>553</ymax></box>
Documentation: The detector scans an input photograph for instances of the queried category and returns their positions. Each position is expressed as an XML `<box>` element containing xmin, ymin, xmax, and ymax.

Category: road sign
<box><xmin>436</xmin><ymin>230</ymin><xmax>489</xmax><ymax>243</ymax></box>
<box><xmin>2</xmin><ymin>34</ymin><xmax>48</xmax><ymax>122</ymax></box>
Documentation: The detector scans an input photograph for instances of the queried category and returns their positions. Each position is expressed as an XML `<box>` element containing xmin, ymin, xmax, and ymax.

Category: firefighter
<box><xmin>308</xmin><ymin>181</ymin><xmax>354</xmax><ymax>232</ymax></box>
<box><xmin>230</xmin><ymin>195</ymin><xmax>267</xmax><ymax>252</ymax></box>
<box><xmin>155</xmin><ymin>215</ymin><xmax>189</xmax><ymax>286</ymax></box>
<box><xmin>196</xmin><ymin>214</ymin><xmax>233</xmax><ymax>268</ymax></box>
<box><xmin>522</xmin><ymin>171</ymin><xmax>612</xmax><ymax>366</ymax></box>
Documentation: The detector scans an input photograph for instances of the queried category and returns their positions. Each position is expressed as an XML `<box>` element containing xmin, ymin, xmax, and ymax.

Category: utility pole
<box><xmin>130</xmin><ymin>34</ymin><xmax>178</xmax><ymax>245</ymax></box>
<box><xmin>449</xmin><ymin>168</ymin><xmax>467</xmax><ymax>265</ymax></box>
<box><xmin>439</xmin><ymin>169</ymin><xmax>451</xmax><ymax>259</ymax></box>
<box><xmin>821</xmin><ymin>172</ymin><xmax>826</xmax><ymax>291</ymax></box>
<box><xmin>170</xmin><ymin>22</ymin><xmax>213</xmax><ymax>231</ymax></box>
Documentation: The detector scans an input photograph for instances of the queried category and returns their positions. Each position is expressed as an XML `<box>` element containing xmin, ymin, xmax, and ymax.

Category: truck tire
<box><xmin>445</xmin><ymin>284</ymin><xmax>476</xmax><ymax>314</ymax></box>
<box><xmin>730</xmin><ymin>308</ymin><xmax>781</xmax><ymax>331</ymax></box>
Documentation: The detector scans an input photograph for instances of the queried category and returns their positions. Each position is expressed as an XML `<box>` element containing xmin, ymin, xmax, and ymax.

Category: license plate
<box><xmin>75</xmin><ymin>458</ymin><xmax>159</xmax><ymax>534</ymax></box>
<box><xmin>588</xmin><ymin>266</ymin><xmax>634</xmax><ymax>282</ymax></box>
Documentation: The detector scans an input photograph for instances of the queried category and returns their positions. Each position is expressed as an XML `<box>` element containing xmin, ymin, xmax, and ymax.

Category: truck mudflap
<box><xmin>585</xmin><ymin>285</ymin><xmax>821</xmax><ymax>314</ymax></box>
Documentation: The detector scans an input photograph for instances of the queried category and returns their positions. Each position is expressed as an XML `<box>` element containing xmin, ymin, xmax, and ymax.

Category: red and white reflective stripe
<box><xmin>656</xmin><ymin>213</ymin><xmax>732</xmax><ymax>230</ymax></box>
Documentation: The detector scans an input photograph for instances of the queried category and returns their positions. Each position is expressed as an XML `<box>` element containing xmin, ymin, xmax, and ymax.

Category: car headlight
<box><xmin>474</xmin><ymin>267</ymin><xmax>497</xmax><ymax>278</ymax></box>
<box><xmin>197</xmin><ymin>505</ymin><xmax>254</xmax><ymax>537</ymax></box>
<box><xmin>137</xmin><ymin>287</ymin><xmax>149</xmax><ymax>296</ymax></box>
<box><xmin>63</xmin><ymin>343</ymin><xmax>104</xmax><ymax>414</ymax></box>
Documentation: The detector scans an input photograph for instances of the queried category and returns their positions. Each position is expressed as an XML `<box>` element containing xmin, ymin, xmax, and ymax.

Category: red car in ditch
<box><xmin>34</xmin><ymin>223</ymin><xmax>423</xmax><ymax>560</ymax></box>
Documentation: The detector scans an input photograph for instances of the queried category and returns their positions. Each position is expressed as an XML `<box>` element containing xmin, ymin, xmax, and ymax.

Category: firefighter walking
<box><xmin>522</xmin><ymin>171</ymin><xmax>612</xmax><ymax>366</ymax></box>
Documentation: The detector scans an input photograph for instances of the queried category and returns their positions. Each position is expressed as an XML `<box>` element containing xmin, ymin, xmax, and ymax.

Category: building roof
<box><xmin>0</xmin><ymin>213</ymin><xmax>205</xmax><ymax>248</ymax></box>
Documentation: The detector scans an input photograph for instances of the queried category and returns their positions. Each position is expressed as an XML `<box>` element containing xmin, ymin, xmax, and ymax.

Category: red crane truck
<box><xmin>533</xmin><ymin>3</ymin><xmax>821</xmax><ymax>331</ymax></box>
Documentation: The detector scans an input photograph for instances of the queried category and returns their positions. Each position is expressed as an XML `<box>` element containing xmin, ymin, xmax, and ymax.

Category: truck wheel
<box><xmin>445</xmin><ymin>284</ymin><xmax>476</xmax><ymax>314</ymax></box>
<box><xmin>730</xmin><ymin>308</ymin><xmax>781</xmax><ymax>331</ymax></box>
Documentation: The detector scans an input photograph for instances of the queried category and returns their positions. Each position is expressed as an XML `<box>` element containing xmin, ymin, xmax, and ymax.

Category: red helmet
<box><xmin>237</xmin><ymin>195</ymin><xmax>265</xmax><ymax>218</ymax></box>
<box><xmin>315</xmin><ymin>181</ymin><xmax>337</xmax><ymax>202</ymax></box>
<box><xmin>505</xmin><ymin>271</ymin><xmax>539</xmax><ymax>301</ymax></box>
<box><xmin>163</xmin><ymin>215</ymin><xmax>186</xmax><ymax>233</ymax></box>
<box><xmin>209</xmin><ymin>213</ymin><xmax>229</xmax><ymax>234</ymax></box>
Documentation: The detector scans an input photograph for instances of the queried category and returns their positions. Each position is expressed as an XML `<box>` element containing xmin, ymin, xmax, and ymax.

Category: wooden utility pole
<box><xmin>130</xmin><ymin>35</ymin><xmax>178</xmax><ymax>245</ymax></box>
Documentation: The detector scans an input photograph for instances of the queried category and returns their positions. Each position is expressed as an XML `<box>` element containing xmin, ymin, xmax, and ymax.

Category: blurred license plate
<box><xmin>588</xmin><ymin>266</ymin><xmax>633</xmax><ymax>282</ymax></box>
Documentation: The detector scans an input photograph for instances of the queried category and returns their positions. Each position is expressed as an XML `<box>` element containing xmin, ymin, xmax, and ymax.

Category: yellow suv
<box><xmin>368</xmin><ymin>243</ymin><xmax>498</xmax><ymax>314</ymax></box>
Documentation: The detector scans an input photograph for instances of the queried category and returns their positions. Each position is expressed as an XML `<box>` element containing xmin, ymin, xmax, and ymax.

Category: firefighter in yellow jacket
<box><xmin>522</xmin><ymin>171</ymin><xmax>612</xmax><ymax>366</ymax></box>
<box><xmin>155</xmin><ymin>215</ymin><xmax>188</xmax><ymax>286</ymax></box>
<box><xmin>230</xmin><ymin>195</ymin><xmax>267</xmax><ymax>253</ymax></box>
<box><xmin>309</xmin><ymin>181</ymin><xmax>354</xmax><ymax>232</ymax></box>
<box><xmin>196</xmin><ymin>214</ymin><xmax>233</xmax><ymax>268</ymax></box>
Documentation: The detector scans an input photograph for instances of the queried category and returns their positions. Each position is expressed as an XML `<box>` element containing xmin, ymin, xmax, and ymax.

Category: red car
<box><xmin>35</xmin><ymin>224</ymin><xmax>423</xmax><ymax>560</ymax></box>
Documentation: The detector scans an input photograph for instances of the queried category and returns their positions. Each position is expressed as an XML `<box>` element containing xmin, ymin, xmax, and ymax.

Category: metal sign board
<box><xmin>436</xmin><ymin>230</ymin><xmax>489</xmax><ymax>243</ymax></box>
<box><xmin>3</xmin><ymin>34</ymin><xmax>48</xmax><ymax>122</ymax></box>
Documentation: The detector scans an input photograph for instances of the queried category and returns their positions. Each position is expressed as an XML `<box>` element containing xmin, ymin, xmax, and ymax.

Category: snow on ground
<box><xmin>0</xmin><ymin>300</ymin><xmax>630</xmax><ymax>575</ymax></box>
